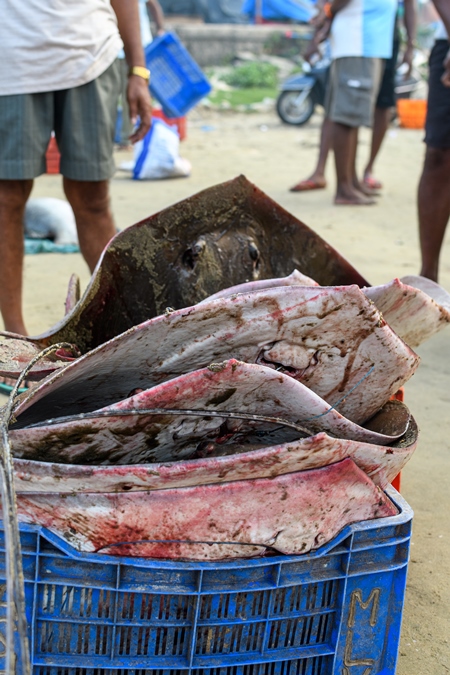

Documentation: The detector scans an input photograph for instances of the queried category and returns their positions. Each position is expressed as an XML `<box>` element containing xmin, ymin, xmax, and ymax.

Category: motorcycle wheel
<box><xmin>276</xmin><ymin>91</ymin><xmax>315</xmax><ymax>126</ymax></box>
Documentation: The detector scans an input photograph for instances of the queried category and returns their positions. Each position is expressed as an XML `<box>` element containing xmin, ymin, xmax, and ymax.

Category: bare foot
<box><xmin>335</xmin><ymin>188</ymin><xmax>376</xmax><ymax>205</ymax></box>
<box><xmin>356</xmin><ymin>180</ymin><xmax>380</xmax><ymax>197</ymax></box>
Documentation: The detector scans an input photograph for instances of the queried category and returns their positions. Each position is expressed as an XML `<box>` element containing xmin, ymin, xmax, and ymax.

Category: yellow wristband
<box><xmin>128</xmin><ymin>66</ymin><xmax>150</xmax><ymax>82</ymax></box>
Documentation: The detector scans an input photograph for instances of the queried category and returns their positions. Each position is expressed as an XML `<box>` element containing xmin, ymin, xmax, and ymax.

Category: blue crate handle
<box><xmin>95</xmin><ymin>538</ymin><xmax>281</xmax><ymax>553</ymax></box>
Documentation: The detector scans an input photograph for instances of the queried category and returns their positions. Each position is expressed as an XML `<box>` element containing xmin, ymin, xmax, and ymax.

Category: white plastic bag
<box><xmin>131</xmin><ymin>118</ymin><xmax>191</xmax><ymax>180</ymax></box>
<box><xmin>24</xmin><ymin>198</ymin><xmax>78</xmax><ymax>245</ymax></box>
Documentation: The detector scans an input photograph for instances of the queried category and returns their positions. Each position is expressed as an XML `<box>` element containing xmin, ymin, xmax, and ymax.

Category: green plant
<box><xmin>208</xmin><ymin>87</ymin><xmax>277</xmax><ymax>108</ymax></box>
<box><xmin>221</xmin><ymin>62</ymin><xmax>279</xmax><ymax>89</ymax></box>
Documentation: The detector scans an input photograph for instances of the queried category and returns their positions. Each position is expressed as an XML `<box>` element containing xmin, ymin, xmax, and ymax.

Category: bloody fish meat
<box><xmin>9</xmin><ymin>458</ymin><xmax>398</xmax><ymax>560</ymax></box>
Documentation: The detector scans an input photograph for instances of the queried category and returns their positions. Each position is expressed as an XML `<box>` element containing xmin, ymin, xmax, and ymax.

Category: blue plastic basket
<box><xmin>145</xmin><ymin>32</ymin><xmax>211</xmax><ymax>118</ymax></box>
<box><xmin>0</xmin><ymin>487</ymin><xmax>412</xmax><ymax>674</ymax></box>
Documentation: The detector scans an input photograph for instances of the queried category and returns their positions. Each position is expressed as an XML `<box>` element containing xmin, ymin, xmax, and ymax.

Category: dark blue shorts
<box><xmin>376</xmin><ymin>40</ymin><xmax>400</xmax><ymax>109</ymax></box>
<box><xmin>425</xmin><ymin>40</ymin><xmax>450</xmax><ymax>149</ymax></box>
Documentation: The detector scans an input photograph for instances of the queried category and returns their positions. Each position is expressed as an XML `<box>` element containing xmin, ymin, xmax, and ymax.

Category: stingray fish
<box><xmin>10</xmin><ymin>458</ymin><xmax>398</xmax><ymax>559</ymax></box>
<box><xmin>3</xmin><ymin>273</ymin><xmax>446</xmax><ymax>383</ymax></box>
<box><xmin>10</xmin><ymin>286</ymin><xmax>419</xmax><ymax>429</ymax></box>
<box><xmin>12</xmin><ymin>410</ymin><xmax>418</xmax><ymax>494</ymax></box>
<box><xmin>9</xmin><ymin>359</ymin><xmax>412</xmax><ymax>465</ymax></box>
<box><xmin>0</xmin><ymin>176</ymin><xmax>368</xmax><ymax>360</ymax></box>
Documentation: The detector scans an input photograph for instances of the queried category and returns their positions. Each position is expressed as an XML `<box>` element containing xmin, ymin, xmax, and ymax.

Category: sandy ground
<box><xmin>2</xmin><ymin>108</ymin><xmax>450</xmax><ymax>673</ymax></box>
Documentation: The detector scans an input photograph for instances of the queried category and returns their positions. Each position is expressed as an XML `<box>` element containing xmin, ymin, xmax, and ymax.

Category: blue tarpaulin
<box><xmin>242</xmin><ymin>0</ymin><xmax>316</xmax><ymax>22</ymax></box>
<box><xmin>24</xmin><ymin>239</ymin><xmax>79</xmax><ymax>254</ymax></box>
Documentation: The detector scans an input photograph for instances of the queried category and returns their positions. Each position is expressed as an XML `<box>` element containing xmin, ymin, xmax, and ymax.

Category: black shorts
<box><xmin>425</xmin><ymin>40</ymin><xmax>450</xmax><ymax>149</ymax></box>
<box><xmin>376</xmin><ymin>39</ymin><xmax>400</xmax><ymax>109</ymax></box>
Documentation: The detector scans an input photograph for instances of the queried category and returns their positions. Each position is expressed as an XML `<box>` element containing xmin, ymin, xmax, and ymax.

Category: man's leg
<box><xmin>418</xmin><ymin>39</ymin><xmax>450</xmax><ymax>281</ymax></box>
<box><xmin>329</xmin><ymin>57</ymin><xmax>381</xmax><ymax>205</ymax></box>
<box><xmin>363</xmin><ymin>39</ymin><xmax>399</xmax><ymax>189</ymax></box>
<box><xmin>418</xmin><ymin>146</ymin><xmax>450</xmax><ymax>282</ymax></box>
<box><xmin>290</xmin><ymin>116</ymin><xmax>333</xmax><ymax>192</ymax></box>
<box><xmin>0</xmin><ymin>180</ymin><xmax>33</xmax><ymax>334</ymax></box>
<box><xmin>57</xmin><ymin>61</ymin><xmax>122</xmax><ymax>272</ymax></box>
<box><xmin>363</xmin><ymin>106</ymin><xmax>391</xmax><ymax>185</ymax></box>
<box><xmin>63</xmin><ymin>178</ymin><xmax>117</xmax><ymax>273</ymax></box>
<box><xmin>333</xmin><ymin>123</ymin><xmax>374</xmax><ymax>205</ymax></box>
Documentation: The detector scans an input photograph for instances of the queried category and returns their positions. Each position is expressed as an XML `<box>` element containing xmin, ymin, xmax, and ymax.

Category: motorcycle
<box><xmin>276</xmin><ymin>57</ymin><xmax>421</xmax><ymax>126</ymax></box>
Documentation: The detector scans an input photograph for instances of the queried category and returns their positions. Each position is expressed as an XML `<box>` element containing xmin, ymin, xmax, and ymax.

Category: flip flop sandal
<box><xmin>289</xmin><ymin>179</ymin><xmax>326</xmax><ymax>193</ymax></box>
<box><xmin>363</xmin><ymin>176</ymin><xmax>383</xmax><ymax>190</ymax></box>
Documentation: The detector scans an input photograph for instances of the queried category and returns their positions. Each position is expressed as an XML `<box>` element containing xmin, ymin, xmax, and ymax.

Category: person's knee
<box><xmin>63</xmin><ymin>179</ymin><xmax>111</xmax><ymax>216</ymax></box>
<box><xmin>0</xmin><ymin>180</ymin><xmax>33</xmax><ymax>212</ymax></box>
<box><xmin>423</xmin><ymin>146</ymin><xmax>450</xmax><ymax>173</ymax></box>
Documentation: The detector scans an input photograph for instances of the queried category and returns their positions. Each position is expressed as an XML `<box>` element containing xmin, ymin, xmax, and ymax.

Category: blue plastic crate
<box><xmin>0</xmin><ymin>487</ymin><xmax>412</xmax><ymax>674</ymax></box>
<box><xmin>145</xmin><ymin>32</ymin><xmax>211</xmax><ymax>118</ymax></box>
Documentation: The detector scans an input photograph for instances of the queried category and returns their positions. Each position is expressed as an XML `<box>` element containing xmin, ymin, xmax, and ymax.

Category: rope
<box><xmin>0</xmin><ymin>342</ymin><xmax>78</xmax><ymax>675</ymax></box>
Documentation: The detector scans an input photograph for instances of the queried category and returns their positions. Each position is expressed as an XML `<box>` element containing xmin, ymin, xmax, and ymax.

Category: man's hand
<box><xmin>304</xmin><ymin>16</ymin><xmax>332</xmax><ymax>62</ymax></box>
<box><xmin>315</xmin><ymin>18</ymin><xmax>332</xmax><ymax>44</ymax></box>
<box><xmin>304</xmin><ymin>38</ymin><xmax>321</xmax><ymax>64</ymax></box>
<box><xmin>442</xmin><ymin>48</ymin><xmax>450</xmax><ymax>87</ymax></box>
<box><xmin>401</xmin><ymin>43</ymin><xmax>414</xmax><ymax>79</ymax></box>
<box><xmin>127</xmin><ymin>75</ymin><xmax>153</xmax><ymax>143</ymax></box>
<box><xmin>310</xmin><ymin>8</ymin><xmax>327</xmax><ymax>28</ymax></box>
<box><xmin>111</xmin><ymin>0</ymin><xmax>153</xmax><ymax>142</ymax></box>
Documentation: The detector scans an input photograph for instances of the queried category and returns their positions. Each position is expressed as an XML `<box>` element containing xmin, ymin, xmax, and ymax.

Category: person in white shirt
<box><xmin>417</xmin><ymin>2</ymin><xmax>450</xmax><ymax>281</ymax></box>
<box><xmin>309</xmin><ymin>0</ymin><xmax>398</xmax><ymax>205</ymax></box>
<box><xmin>290</xmin><ymin>1</ymin><xmax>416</xmax><ymax>195</ymax></box>
<box><xmin>0</xmin><ymin>0</ymin><xmax>152</xmax><ymax>336</ymax></box>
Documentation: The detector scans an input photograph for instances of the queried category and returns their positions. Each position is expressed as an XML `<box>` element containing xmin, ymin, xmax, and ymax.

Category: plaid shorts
<box><xmin>0</xmin><ymin>59</ymin><xmax>121</xmax><ymax>181</ymax></box>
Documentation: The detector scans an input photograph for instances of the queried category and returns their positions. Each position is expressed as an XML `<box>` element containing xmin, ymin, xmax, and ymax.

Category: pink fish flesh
<box><xmin>401</xmin><ymin>274</ymin><xmax>450</xmax><ymax>310</ymax></box>
<box><xmin>11</xmin><ymin>286</ymin><xmax>419</xmax><ymax>430</ymax></box>
<box><xmin>364</xmin><ymin>277</ymin><xmax>450</xmax><ymax>347</ymax></box>
<box><xmin>10</xmin><ymin>458</ymin><xmax>398</xmax><ymax>559</ymax></box>
<box><xmin>0</xmin><ymin>338</ymin><xmax>75</xmax><ymax>381</ymax></box>
<box><xmin>9</xmin><ymin>360</ymin><xmax>412</xmax><ymax>465</ymax></box>
<box><xmin>202</xmin><ymin>269</ymin><xmax>319</xmax><ymax>302</ymax></box>
<box><xmin>204</xmin><ymin>272</ymin><xmax>450</xmax><ymax>349</ymax></box>
<box><xmin>12</xmin><ymin>412</ymin><xmax>418</xmax><ymax>494</ymax></box>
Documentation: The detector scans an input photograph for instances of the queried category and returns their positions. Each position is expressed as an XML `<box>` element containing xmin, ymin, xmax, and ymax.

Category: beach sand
<box><xmin>3</xmin><ymin>108</ymin><xmax>450</xmax><ymax>673</ymax></box>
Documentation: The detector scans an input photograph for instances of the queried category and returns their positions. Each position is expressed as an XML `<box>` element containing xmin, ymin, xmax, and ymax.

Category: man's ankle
<box><xmin>2</xmin><ymin>318</ymin><xmax>27</xmax><ymax>336</ymax></box>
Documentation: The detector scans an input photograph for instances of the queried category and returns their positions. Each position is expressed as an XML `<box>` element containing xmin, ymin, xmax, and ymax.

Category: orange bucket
<box><xmin>152</xmin><ymin>109</ymin><xmax>187</xmax><ymax>141</ymax></box>
<box><xmin>389</xmin><ymin>386</ymin><xmax>405</xmax><ymax>492</ymax></box>
<box><xmin>396</xmin><ymin>98</ymin><xmax>427</xmax><ymax>129</ymax></box>
<box><xmin>45</xmin><ymin>136</ymin><xmax>61</xmax><ymax>174</ymax></box>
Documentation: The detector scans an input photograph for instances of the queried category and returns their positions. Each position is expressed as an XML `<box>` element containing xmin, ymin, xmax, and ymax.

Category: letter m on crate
<box><xmin>335</xmin><ymin>562</ymin><xmax>409</xmax><ymax>674</ymax></box>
